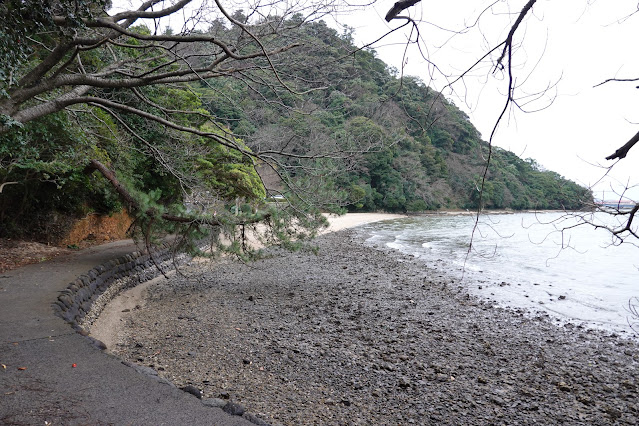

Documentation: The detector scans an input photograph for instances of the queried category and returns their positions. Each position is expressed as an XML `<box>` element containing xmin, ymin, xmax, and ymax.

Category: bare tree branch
<box><xmin>110</xmin><ymin>0</ymin><xmax>193</xmax><ymax>22</ymax></box>
<box><xmin>495</xmin><ymin>0</ymin><xmax>537</xmax><ymax>71</ymax></box>
<box><xmin>594</xmin><ymin>76</ymin><xmax>639</xmax><ymax>88</ymax></box>
<box><xmin>385</xmin><ymin>0</ymin><xmax>422</xmax><ymax>22</ymax></box>
<box><xmin>0</xmin><ymin>181</ymin><xmax>19</xmax><ymax>194</ymax></box>
<box><xmin>606</xmin><ymin>130</ymin><xmax>639</xmax><ymax>160</ymax></box>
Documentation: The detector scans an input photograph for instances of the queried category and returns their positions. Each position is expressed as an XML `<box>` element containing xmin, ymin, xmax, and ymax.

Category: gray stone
<box><xmin>242</xmin><ymin>412</ymin><xmax>270</xmax><ymax>425</ymax></box>
<box><xmin>223</xmin><ymin>402</ymin><xmax>246</xmax><ymax>416</ymax></box>
<box><xmin>181</xmin><ymin>384</ymin><xmax>203</xmax><ymax>399</ymax></box>
<box><xmin>202</xmin><ymin>398</ymin><xmax>227</xmax><ymax>408</ymax></box>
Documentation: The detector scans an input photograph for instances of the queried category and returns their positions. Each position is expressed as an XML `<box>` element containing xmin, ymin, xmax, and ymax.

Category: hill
<box><xmin>196</xmin><ymin>19</ymin><xmax>592</xmax><ymax>212</ymax></box>
<box><xmin>0</xmin><ymin>16</ymin><xmax>592</xmax><ymax>243</ymax></box>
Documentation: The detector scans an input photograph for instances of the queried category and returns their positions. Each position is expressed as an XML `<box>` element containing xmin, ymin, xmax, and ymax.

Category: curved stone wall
<box><xmin>49</xmin><ymin>244</ymin><xmax>271</xmax><ymax>425</ymax></box>
<box><xmin>52</xmin><ymin>243</ymin><xmax>186</xmax><ymax>334</ymax></box>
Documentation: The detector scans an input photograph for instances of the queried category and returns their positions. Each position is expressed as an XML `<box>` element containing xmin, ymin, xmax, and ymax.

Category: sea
<box><xmin>359</xmin><ymin>211</ymin><xmax>639</xmax><ymax>338</ymax></box>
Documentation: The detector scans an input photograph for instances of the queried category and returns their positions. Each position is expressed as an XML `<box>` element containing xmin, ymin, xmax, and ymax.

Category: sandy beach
<box><xmin>321</xmin><ymin>212</ymin><xmax>406</xmax><ymax>233</ymax></box>
<box><xmin>91</xmin><ymin>213</ymin><xmax>639</xmax><ymax>425</ymax></box>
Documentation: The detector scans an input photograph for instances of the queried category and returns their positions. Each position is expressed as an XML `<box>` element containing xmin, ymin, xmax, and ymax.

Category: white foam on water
<box><xmin>362</xmin><ymin>213</ymin><xmax>639</xmax><ymax>337</ymax></box>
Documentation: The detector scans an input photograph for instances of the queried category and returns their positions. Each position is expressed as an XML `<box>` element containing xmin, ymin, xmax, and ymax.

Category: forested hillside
<box><xmin>0</xmin><ymin>9</ymin><xmax>591</xmax><ymax>242</ymax></box>
<box><xmin>197</xmin><ymin>18</ymin><xmax>592</xmax><ymax>212</ymax></box>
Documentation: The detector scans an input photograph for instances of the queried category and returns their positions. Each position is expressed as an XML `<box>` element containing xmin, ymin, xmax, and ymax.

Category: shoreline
<box><xmin>91</xmin><ymin>220</ymin><xmax>638</xmax><ymax>425</ymax></box>
<box><xmin>91</xmin><ymin>213</ymin><xmax>405</xmax><ymax>354</ymax></box>
<box><xmin>321</xmin><ymin>212</ymin><xmax>406</xmax><ymax>232</ymax></box>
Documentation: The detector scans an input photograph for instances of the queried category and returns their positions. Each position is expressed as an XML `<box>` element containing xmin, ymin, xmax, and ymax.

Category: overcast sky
<box><xmin>112</xmin><ymin>0</ymin><xmax>639</xmax><ymax>200</ymax></box>
<box><xmin>332</xmin><ymin>0</ymin><xmax>639</xmax><ymax>200</ymax></box>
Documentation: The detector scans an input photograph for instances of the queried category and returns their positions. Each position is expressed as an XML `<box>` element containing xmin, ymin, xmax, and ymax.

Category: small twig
<box><xmin>0</xmin><ymin>181</ymin><xmax>19</xmax><ymax>193</ymax></box>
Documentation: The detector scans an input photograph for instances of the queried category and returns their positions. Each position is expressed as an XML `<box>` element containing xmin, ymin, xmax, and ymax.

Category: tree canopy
<box><xmin>0</xmin><ymin>0</ymin><xmax>595</xmax><ymax>252</ymax></box>
<box><xmin>0</xmin><ymin>0</ymin><xmax>353</xmax><ymax>252</ymax></box>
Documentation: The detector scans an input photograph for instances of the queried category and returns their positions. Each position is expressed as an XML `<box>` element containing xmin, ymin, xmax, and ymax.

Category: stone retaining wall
<box><xmin>52</xmin><ymin>243</ymin><xmax>187</xmax><ymax>334</ymax></box>
<box><xmin>49</xmin><ymin>244</ymin><xmax>271</xmax><ymax>425</ymax></box>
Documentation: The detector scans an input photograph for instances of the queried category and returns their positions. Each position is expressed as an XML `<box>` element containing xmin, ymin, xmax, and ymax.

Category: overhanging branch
<box><xmin>86</xmin><ymin>159</ymin><xmax>268</xmax><ymax>227</ymax></box>
<box><xmin>495</xmin><ymin>0</ymin><xmax>537</xmax><ymax>70</ymax></box>
<box><xmin>385</xmin><ymin>0</ymin><xmax>422</xmax><ymax>22</ymax></box>
<box><xmin>0</xmin><ymin>181</ymin><xmax>19</xmax><ymax>194</ymax></box>
<box><xmin>606</xmin><ymin>129</ymin><xmax>639</xmax><ymax>160</ymax></box>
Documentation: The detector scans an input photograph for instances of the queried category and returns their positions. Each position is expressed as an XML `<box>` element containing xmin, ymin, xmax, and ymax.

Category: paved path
<box><xmin>0</xmin><ymin>240</ymin><xmax>251</xmax><ymax>425</ymax></box>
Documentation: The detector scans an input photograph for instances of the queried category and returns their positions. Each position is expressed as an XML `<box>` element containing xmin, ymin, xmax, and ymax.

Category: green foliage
<box><xmin>195</xmin><ymin>124</ymin><xmax>266</xmax><ymax>202</ymax></box>
<box><xmin>206</xmin><ymin>18</ymin><xmax>591</xmax><ymax>213</ymax></box>
<box><xmin>0</xmin><ymin>111</ymin><xmax>122</xmax><ymax>237</ymax></box>
<box><xmin>456</xmin><ymin>148</ymin><xmax>592</xmax><ymax>210</ymax></box>
<box><xmin>0</xmin><ymin>11</ymin><xmax>592</xmax><ymax>246</ymax></box>
<box><xmin>0</xmin><ymin>0</ymin><xmax>109</xmax><ymax>91</ymax></box>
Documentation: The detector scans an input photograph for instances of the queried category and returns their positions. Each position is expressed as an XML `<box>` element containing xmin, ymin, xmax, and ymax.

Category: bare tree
<box><xmin>382</xmin><ymin>0</ymin><xmax>639</xmax><ymax>243</ymax></box>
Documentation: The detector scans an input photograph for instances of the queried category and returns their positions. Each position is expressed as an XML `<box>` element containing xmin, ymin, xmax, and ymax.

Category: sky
<box><xmin>330</xmin><ymin>0</ymin><xmax>639</xmax><ymax>200</ymax></box>
<box><xmin>111</xmin><ymin>0</ymin><xmax>639</xmax><ymax>200</ymax></box>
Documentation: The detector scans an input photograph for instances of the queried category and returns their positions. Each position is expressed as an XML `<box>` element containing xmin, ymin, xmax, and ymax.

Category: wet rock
<box><xmin>398</xmin><ymin>376</ymin><xmax>411</xmax><ymax>388</ymax></box>
<box><xmin>242</xmin><ymin>412</ymin><xmax>270</xmax><ymax>425</ymax></box>
<box><xmin>577</xmin><ymin>394</ymin><xmax>594</xmax><ymax>406</ymax></box>
<box><xmin>435</xmin><ymin>374</ymin><xmax>448</xmax><ymax>382</ymax></box>
<box><xmin>488</xmin><ymin>395</ymin><xmax>505</xmax><ymax>406</ymax></box>
<box><xmin>620</xmin><ymin>380</ymin><xmax>635</xmax><ymax>390</ymax></box>
<box><xmin>557</xmin><ymin>381</ymin><xmax>571</xmax><ymax>392</ymax></box>
<box><xmin>604</xmin><ymin>406</ymin><xmax>622</xmax><ymax>420</ymax></box>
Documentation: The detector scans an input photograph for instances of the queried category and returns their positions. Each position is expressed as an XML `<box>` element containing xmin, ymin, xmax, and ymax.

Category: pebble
<box><xmin>108</xmin><ymin>230</ymin><xmax>639</xmax><ymax>426</ymax></box>
<box><xmin>181</xmin><ymin>385</ymin><xmax>202</xmax><ymax>399</ymax></box>
<box><xmin>222</xmin><ymin>402</ymin><xmax>246</xmax><ymax>416</ymax></box>
<box><xmin>202</xmin><ymin>398</ymin><xmax>227</xmax><ymax>408</ymax></box>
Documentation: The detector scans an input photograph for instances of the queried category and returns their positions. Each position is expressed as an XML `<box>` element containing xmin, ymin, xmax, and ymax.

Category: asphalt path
<box><xmin>0</xmin><ymin>240</ymin><xmax>251</xmax><ymax>425</ymax></box>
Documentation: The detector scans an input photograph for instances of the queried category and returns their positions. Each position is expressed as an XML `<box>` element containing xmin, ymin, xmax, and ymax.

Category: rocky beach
<box><xmin>92</xmin><ymin>221</ymin><xmax>639</xmax><ymax>425</ymax></box>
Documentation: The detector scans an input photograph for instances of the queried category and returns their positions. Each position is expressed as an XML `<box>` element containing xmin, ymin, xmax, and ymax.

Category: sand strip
<box><xmin>91</xmin><ymin>213</ymin><xmax>404</xmax><ymax>351</ymax></box>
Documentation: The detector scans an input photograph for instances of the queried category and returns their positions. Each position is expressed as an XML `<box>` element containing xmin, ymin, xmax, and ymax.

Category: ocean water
<box><xmin>359</xmin><ymin>212</ymin><xmax>639</xmax><ymax>337</ymax></box>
